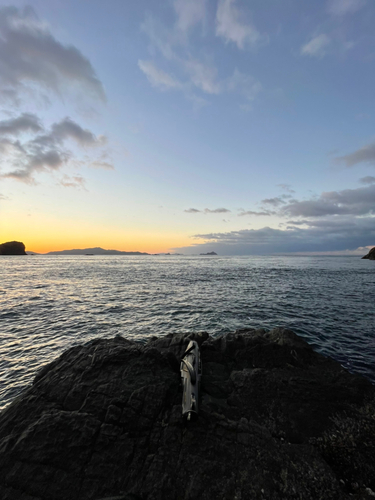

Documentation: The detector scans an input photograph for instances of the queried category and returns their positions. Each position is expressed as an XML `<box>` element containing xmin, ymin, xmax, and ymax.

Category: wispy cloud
<box><xmin>184</xmin><ymin>207</ymin><xmax>231</xmax><ymax>213</ymax></box>
<box><xmin>139</xmin><ymin>4</ymin><xmax>263</xmax><ymax>107</ymax></box>
<box><xmin>238</xmin><ymin>210</ymin><xmax>275</xmax><ymax>216</ymax></box>
<box><xmin>277</xmin><ymin>184</ymin><xmax>295</xmax><ymax>194</ymax></box>
<box><xmin>215</xmin><ymin>0</ymin><xmax>266</xmax><ymax>50</ymax></box>
<box><xmin>301</xmin><ymin>34</ymin><xmax>331</xmax><ymax>58</ymax></box>
<box><xmin>327</xmin><ymin>0</ymin><xmax>366</xmax><ymax>16</ymax></box>
<box><xmin>334</xmin><ymin>141</ymin><xmax>375</xmax><ymax>167</ymax></box>
<box><xmin>138</xmin><ymin>60</ymin><xmax>183</xmax><ymax>90</ymax></box>
<box><xmin>174</xmin><ymin>0</ymin><xmax>206</xmax><ymax>33</ymax></box>
<box><xmin>59</xmin><ymin>174</ymin><xmax>86</xmax><ymax>189</ymax></box>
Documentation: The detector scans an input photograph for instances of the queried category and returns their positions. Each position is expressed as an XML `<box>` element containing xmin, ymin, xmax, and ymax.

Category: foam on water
<box><xmin>1</xmin><ymin>255</ymin><xmax>374</xmax><ymax>410</ymax></box>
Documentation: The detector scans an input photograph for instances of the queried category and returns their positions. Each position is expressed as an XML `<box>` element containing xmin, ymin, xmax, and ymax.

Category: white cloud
<box><xmin>183</xmin><ymin>58</ymin><xmax>221</xmax><ymax>94</ymax></box>
<box><xmin>328</xmin><ymin>0</ymin><xmax>366</xmax><ymax>16</ymax></box>
<box><xmin>216</xmin><ymin>0</ymin><xmax>265</xmax><ymax>50</ymax></box>
<box><xmin>174</xmin><ymin>0</ymin><xmax>206</xmax><ymax>33</ymax></box>
<box><xmin>301</xmin><ymin>34</ymin><xmax>331</xmax><ymax>58</ymax></box>
<box><xmin>138</xmin><ymin>60</ymin><xmax>183</xmax><ymax>90</ymax></box>
<box><xmin>226</xmin><ymin>69</ymin><xmax>262</xmax><ymax>101</ymax></box>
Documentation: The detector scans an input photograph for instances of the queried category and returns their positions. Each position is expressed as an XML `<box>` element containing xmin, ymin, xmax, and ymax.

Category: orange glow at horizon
<box><xmin>1</xmin><ymin>212</ymin><xmax>193</xmax><ymax>254</ymax></box>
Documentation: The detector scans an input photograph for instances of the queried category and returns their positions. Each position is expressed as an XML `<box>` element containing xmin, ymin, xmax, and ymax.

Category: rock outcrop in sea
<box><xmin>0</xmin><ymin>241</ymin><xmax>27</xmax><ymax>255</ymax></box>
<box><xmin>0</xmin><ymin>328</ymin><xmax>374</xmax><ymax>500</ymax></box>
<box><xmin>362</xmin><ymin>247</ymin><xmax>375</xmax><ymax>260</ymax></box>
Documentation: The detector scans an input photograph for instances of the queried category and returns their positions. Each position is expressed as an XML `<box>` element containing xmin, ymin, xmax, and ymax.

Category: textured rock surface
<box><xmin>0</xmin><ymin>328</ymin><xmax>374</xmax><ymax>500</ymax></box>
<box><xmin>362</xmin><ymin>247</ymin><xmax>375</xmax><ymax>260</ymax></box>
<box><xmin>0</xmin><ymin>241</ymin><xmax>27</xmax><ymax>255</ymax></box>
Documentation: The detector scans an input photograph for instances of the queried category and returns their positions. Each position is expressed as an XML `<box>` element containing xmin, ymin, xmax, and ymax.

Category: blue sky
<box><xmin>0</xmin><ymin>0</ymin><xmax>374</xmax><ymax>254</ymax></box>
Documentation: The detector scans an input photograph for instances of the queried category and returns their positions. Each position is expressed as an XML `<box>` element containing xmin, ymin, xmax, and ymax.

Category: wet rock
<box><xmin>362</xmin><ymin>247</ymin><xmax>375</xmax><ymax>260</ymax></box>
<box><xmin>0</xmin><ymin>328</ymin><xmax>374</xmax><ymax>500</ymax></box>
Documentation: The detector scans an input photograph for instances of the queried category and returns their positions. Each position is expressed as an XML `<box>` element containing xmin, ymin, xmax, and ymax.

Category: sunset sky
<box><xmin>0</xmin><ymin>0</ymin><xmax>375</xmax><ymax>254</ymax></box>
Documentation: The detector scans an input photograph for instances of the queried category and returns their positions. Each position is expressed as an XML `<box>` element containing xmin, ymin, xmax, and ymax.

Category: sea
<box><xmin>1</xmin><ymin>255</ymin><xmax>374</xmax><ymax>411</ymax></box>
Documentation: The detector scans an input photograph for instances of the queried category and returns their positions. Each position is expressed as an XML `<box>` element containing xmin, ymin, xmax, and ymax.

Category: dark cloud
<box><xmin>334</xmin><ymin>141</ymin><xmax>375</xmax><ymax>167</ymax></box>
<box><xmin>184</xmin><ymin>208</ymin><xmax>201</xmax><ymax>213</ymax></box>
<box><xmin>282</xmin><ymin>184</ymin><xmax>375</xmax><ymax>217</ymax></box>
<box><xmin>0</xmin><ymin>113</ymin><xmax>42</xmax><ymax>135</ymax></box>
<box><xmin>261</xmin><ymin>196</ymin><xmax>287</xmax><ymax>207</ymax></box>
<box><xmin>33</xmin><ymin>117</ymin><xmax>105</xmax><ymax>149</ymax></box>
<box><xmin>173</xmin><ymin>216</ymin><xmax>375</xmax><ymax>255</ymax></box>
<box><xmin>204</xmin><ymin>207</ymin><xmax>231</xmax><ymax>213</ymax></box>
<box><xmin>1</xmin><ymin>116</ymin><xmax>109</xmax><ymax>183</ymax></box>
<box><xmin>360</xmin><ymin>176</ymin><xmax>375</xmax><ymax>185</ymax></box>
<box><xmin>0</xmin><ymin>6</ymin><xmax>105</xmax><ymax>102</ymax></box>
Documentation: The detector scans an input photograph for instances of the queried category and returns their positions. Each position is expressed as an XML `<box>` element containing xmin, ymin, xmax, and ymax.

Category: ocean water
<box><xmin>1</xmin><ymin>255</ymin><xmax>374</xmax><ymax>410</ymax></box>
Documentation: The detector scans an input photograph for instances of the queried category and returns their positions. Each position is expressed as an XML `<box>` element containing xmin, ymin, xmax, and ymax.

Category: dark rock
<box><xmin>0</xmin><ymin>328</ymin><xmax>374</xmax><ymax>500</ymax></box>
<box><xmin>199</xmin><ymin>251</ymin><xmax>217</xmax><ymax>255</ymax></box>
<box><xmin>0</xmin><ymin>241</ymin><xmax>27</xmax><ymax>255</ymax></box>
<box><xmin>362</xmin><ymin>247</ymin><xmax>375</xmax><ymax>260</ymax></box>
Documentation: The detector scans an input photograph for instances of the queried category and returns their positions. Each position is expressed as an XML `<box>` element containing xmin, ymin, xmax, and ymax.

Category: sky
<box><xmin>0</xmin><ymin>0</ymin><xmax>375</xmax><ymax>255</ymax></box>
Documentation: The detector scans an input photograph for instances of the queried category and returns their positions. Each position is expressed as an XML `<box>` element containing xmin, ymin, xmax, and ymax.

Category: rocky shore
<box><xmin>362</xmin><ymin>247</ymin><xmax>375</xmax><ymax>260</ymax></box>
<box><xmin>0</xmin><ymin>328</ymin><xmax>374</xmax><ymax>500</ymax></box>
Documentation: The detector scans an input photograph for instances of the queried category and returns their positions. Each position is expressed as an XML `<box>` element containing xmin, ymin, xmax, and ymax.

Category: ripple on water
<box><xmin>0</xmin><ymin>254</ymin><xmax>374</xmax><ymax>410</ymax></box>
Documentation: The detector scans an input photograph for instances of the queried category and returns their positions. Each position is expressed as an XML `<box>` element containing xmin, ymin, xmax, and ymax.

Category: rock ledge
<box><xmin>0</xmin><ymin>328</ymin><xmax>374</xmax><ymax>500</ymax></box>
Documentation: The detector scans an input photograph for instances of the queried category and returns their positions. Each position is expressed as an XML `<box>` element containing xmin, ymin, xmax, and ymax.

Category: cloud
<box><xmin>261</xmin><ymin>196</ymin><xmax>288</xmax><ymax>207</ymax></box>
<box><xmin>184</xmin><ymin>207</ymin><xmax>231</xmax><ymax>213</ymax></box>
<box><xmin>328</xmin><ymin>0</ymin><xmax>366</xmax><ymax>16</ymax></box>
<box><xmin>226</xmin><ymin>69</ymin><xmax>262</xmax><ymax>101</ymax></box>
<box><xmin>174</xmin><ymin>0</ymin><xmax>206</xmax><ymax>33</ymax></box>
<box><xmin>90</xmin><ymin>160</ymin><xmax>115</xmax><ymax>170</ymax></box>
<box><xmin>173</xmin><ymin>216</ymin><xmax>375</xmax><ymax>255</ymax></box>
<box><xmin>0</xmin><ymin>6</ymin><xmax>105</xmax><ymax>103</ymax></box>
<box><xmin>277</xmin><ymin>184</ymin><xmax>295</xmax><ymax>194</ymax></box>
<box><xmin>360</xmin><ymin>176</ymin><xmax>375</xmax><ymax>185</ymax></box>
<box><xmin>138</xmin><ymin>60</ymin><xmax>183</xmax><ymax>90</ymax></box>
<box><xmin>0</xmin><ymin>116</ymin><xmax>108</xmax><ymax>183</ymax></box>
<box><xmin>334</xmin><ymin>141</ymin><xmax>375</xmax><ymax>167</ymax></box>
<box><xmin>184</xmin><ymin>208</ymin><xmax>201</xmax><ymax>213</ymax></box>
<box><xmin>204</xmin><ymin>207</ymin><xmax>231</xmax><ymax>213</ymax></box>
<box><xmin>59</xmin><ymin>174</ymin><xmax>86</xmax><ymax>189</ymax></box>
<box><xmin>183</xmin><ymin>58</ymin><xmax>221</xmax><ymax>94</ymax></box>
<box><xmin>216</xmin><ymin>0</ymin><xmax>266</xmax><ymax>50</ymax></box>
<box><xmin>301</xmin><ymin>34</ymin><xmax>331</xmax><ymax>58</ymax></box>
<box><xmin>282</xmin><ymin>184</ymin><xmax>375</xmax><ymax>217</ymax></box>
<box><xmin>0</xmin><ymin>113</ymin><xmax>42</xmax><ymax>135</ymax></box>
<box><xmin>238</xmin><ymin>210</ymin><xmax>275</xmax><ymax>216</ymax></box>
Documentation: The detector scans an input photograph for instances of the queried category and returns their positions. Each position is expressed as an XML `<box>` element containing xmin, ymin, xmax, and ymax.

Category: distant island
<box><xmin>362</xmin><ymin>247</ymin><xmax>375</xmax><ymax>260</ymax></box>
<box><xmin>0</xmin><ymin>241</ymin><xmax>27</xmax><ymax>255</ymax></box>
<box><xmin>45</xmin><ymin>247</ymin><xmax>150</xmax><ymax>256</ymax></box>
<box><xmin>199</xmin><ymin>251</ymin><xmax>218</xmax><ymax>256</ymax></box>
